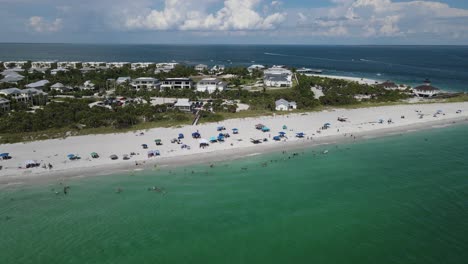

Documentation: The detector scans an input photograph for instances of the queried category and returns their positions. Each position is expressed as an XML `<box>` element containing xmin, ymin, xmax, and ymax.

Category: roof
<box><xmin>266</xmin><ymin>75</ymin><xmax>290</xmax><ymax>82</ymax></box>
<box><xmin>0</xmin><ymin>88</ymin><xmax>22</xmax><ymax>95</ymax></box>
<box><xmin>414</xmin><ymin>85</ymin><xmax>440</xmax><ymax>91</ymax></box>
<box><xmin>275</xmin><ymin>98</ymin><xmax>296</xmax><ymax>107</ymax></box>
<box><xmin>1</xmin><ymin>74</ymin><xmax>24</xmax><ymax>83</ymax></box>
<box><xmin>164</xmin><ymin>78</ymin><xmax>192</xmax><ymax>82</ymax></box>
<box><xmin>51</xmin><ymin>83</ymin><xmax>64</xmax><ymax>88</ymax></box>
<box><xmin>379</xmin><ymin>81</ymin><xmax>398</xmax><ymax>88</ymax></box>
<box><xmin>0</xmin><ymin>97</ymin><xmax>10</xmax><ymax>103</ymax></box>
<box><xmin>174</xmin><ymin>99</ymin><xmax>192</xmax><ymax>107</ymax></box>
<box><xmin>23</xmin><ymin>88</ymin><xmax>48</xmax><ymax>95</ymax></box>
<box><xmin>248</xmin><ymin>64</ymin><xmax>265</xmax><ymax>69</ymax></box>
<box><xmin>26</xmin><ymin>80</ymin><xmax>49</xmax><ymax>88</ymax></box>
<box><xmin>134</xmin><ymin>77</ymin><xmax>158</xmax><ymax>81</ymax></box>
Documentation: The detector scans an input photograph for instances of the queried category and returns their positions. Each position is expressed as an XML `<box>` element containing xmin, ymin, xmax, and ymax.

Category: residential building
<box><xmin>196</xmin><ymin>78</ymin><xmax>227</xmax><ymax>93</ymax></box>
<box><xmin>0</xmin><ymin>88</ymin><xmax>47</xmax><ymax>104</ymax></box>
<box><xmin>51</xmin><ymin>68</ymin><xmax>69</xmax><ymax>75</ymax></box>
<box><xmin>174</xmin><ymin>98</ymin><xmax>193</xmax><ymax>112</ymax></box>
<box><xmin>50</xmin><ymin>83</ymin><xmax>73</xmax><ymax>93</ymax></box>
<box><xmin>264</xmin><ymin>66</ymin><xmax>293</xmax><ymax>87</ymax></box>
<box><xmin>195</xmin><ymin>64</ymin><xmax>208</xmax><ymax>72</ymax></box>
<box><xmin>80</xmin><ymin>80</ymin><xmax>96</xmax><ymax>91</ymax></box>
<box><xmin>26</xmin><ymin>80</ymin><xmax>50</xmax><ymax>90</ymax></box>
<box><xmin>210</xmin><ymin>65</ymin><xmax>225</xmax><ymax>74</ymax></box>
<box><xmin>155</xmin><ymin>63</ymin><xmax>178</xmax><ymax>74</ymax></box>
<box><xmin>131</xmin><ymin>62</ymin><xmax>155</xmax><ymax>70</ymax></box>
<box><xmin>131</xmin><ymin>77</ymin><xmax>161</xmax><ymax>90</ymax></box>
<box><xmin>247</xmin><ymin>64</ymin><xmax>265</xmax><ymax>73</ymax></box>
<box><xmin>160</xmin><ymin>78</ymin><xmax>193</xmax><ymax>90</ymax></box>
<box><xmin>0</xmin><ymin>97</ymin><xmax>10</xmax><ymax>112</ymax></box>
<box><xmin>0</xmin><ymin>73</ymin><xmax>24</xmax><ymax>84</ymax></box>
<box><xmin>106</xmin><ymin>62</ymin><xmax>130</xmax><ymax>69</ymax></box>
<box><xmin>275</xmin><ymin>99</ymin><xmax>297</xmax><ymax>111</ymax></box>
<box><xmin>413</xmin><ymin>80</ymin><xmax>440</xmax><ymax>98</ymax></box>
<box><xmin>116</xmin><ymin>77</ymin><xmax>131</xmax><ymax>84</ymax></box>
<box><xmin>57</xmin><ymin>61</ymin><xmax>81</xmax><ymax>69</ymax></box>
<box><xmin>378</xmin><ymin>81</ymin><xmax>401</xmax><ymax>90</ymax></box>
<box><xmin>3</xmin><ymin>61</ymin><xmax>28</xmax><ymax>69</ymax></box>
<box><xmin>82</xmin><ymin>62</ymin><xmax>105</xmax><ymax>69</ymax></box>
<box><xmin>31</xmin><ymin>61</ymin><xmax>55</xmax><ymax>70</ymax></box>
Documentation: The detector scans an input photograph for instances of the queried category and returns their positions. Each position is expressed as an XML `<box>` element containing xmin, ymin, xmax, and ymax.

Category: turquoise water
<box><xmin>1</xmin><ymin>125</ymin><xmax>468</xmax><ymax>264</ymax></box>
<box><xmin>1</xmin><ymin>44</ymin><xmax>468</xmax><ymax>91</ymax></box>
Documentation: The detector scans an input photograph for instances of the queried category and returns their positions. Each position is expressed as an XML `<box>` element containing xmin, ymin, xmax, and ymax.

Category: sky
<box><xmin>0</xmin><ymin>0</ymin><xmax>468</xmax><ymax>44</ymax></box>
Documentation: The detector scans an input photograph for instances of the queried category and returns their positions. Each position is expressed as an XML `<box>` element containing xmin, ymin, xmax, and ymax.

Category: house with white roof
<box><xmin>80</xmin><ymin>80</ymin><xmax>96</xmax><ymax>91</ymax></box>
<box><xmin>155</xmin><ymin>63</ymin><xmax>179</xmax><ymax>74</ymax></box>
<box><xmin>210</xmin><ymin>65</ymin><xmax>225</xmax><ymax>74</ymax></box>
<box><xmin>3</xmin><ymin>61</ymin><xmax>28</xmax><ymax>69</ymax></box>
<box><xmin>174</xmin><ymin>98</ymin><xmax>193</xmax><ymax>112</ymax></box>
<box><xmin>57</xmin><ymin>62</ymin><xmax>81</xmax><ymax>69</ymax></box>
<box><xmin>31</xmin><ymin>61</ymin><xmax>55</xmax><ymax>70</ymax></box>
<box><xmin>51</xmin><ymin>68</ymin><xmax>69</xmax><ymax>75</ymax></box>
<box><xmin>0</xmin><ymin>97</ymin><xmax>10</xmax><ymax>111</ymax></box>
<box><xmin>0</xmin><ymin>73</ymin><xmax>24</xmax><ymax>84</ymax></box>
<box><xmin>247</xmin><ymin>64</ymin><xmax>265</xmax><ymax>73</ymax></box>
<box><xmin>106</xmin><ymin>62</ymin><xmax>130</xmax><ymax>69</ymax></box>
<box><xmin>0</xmin><ymin>88</ymin><xmax>47</xmax><ymax>104</ymax></box>
<box><xmin>131</xmin><ymin>77</ymin><xmax>161</xmax><ymax>90</ymax></box>
<box><xmin>264</xmin><ymin>66</ymin><xmax>293</xmax><ymax>87</ymax></box>
<box><xmin>50</xmin><ymin>83</ymin><xmax>73</xmax><ymax>93</ymax></box>
<box><xmin>160</xmin><ymin>78</ymin><xmax>193</xmax><ymax>90</ymax></box>
<box><xmin>116</xmin><ymin>77</ymin><xmax>131</xmax><ymax>84</ymax></box>
<box><xmin>26</xmin><ymin>80</ymin><xmax>49</xmax><ymax>90</ymax></box>
<box><xmin>195</xmin><ymin>64</ymin><xmax>208</xmax><ymax>72</ymax></box>
<box><xmin>196</xmin><ymin>78</ymin><xmax>227</xmax><ymax>93</ymax></box>
<box><xmin>275</xmin><ymin>99</ymin><xmax>297</xmax><ymax>111</ymax></box>
<box><xmin>131</xmin><ymin>62</ymin><xmax>155</xmax><ymax>70</ymax></box>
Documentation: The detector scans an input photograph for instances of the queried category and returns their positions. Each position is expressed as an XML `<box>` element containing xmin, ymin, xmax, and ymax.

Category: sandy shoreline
<box><xmin>1</xmin><ymin>102</ymin><xmax>468</xmax><ymax>186</ymax></box>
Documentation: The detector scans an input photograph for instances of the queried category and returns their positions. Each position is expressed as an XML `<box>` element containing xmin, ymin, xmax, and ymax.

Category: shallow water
<box><xmin>1</xmin><ymin>125</ymin><xmax>468</xmax><ymax>264</ymax></box>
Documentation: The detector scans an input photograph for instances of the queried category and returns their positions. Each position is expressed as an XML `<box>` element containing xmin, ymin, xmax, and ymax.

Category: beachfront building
<box><xmin>413</xmin><ymin>80</ymin><xmax>440</xmax><ymax>98</ymax></box>
<box><xmin>0</xmin><ymin>88</ymin><xmax>48</xmax><ymax>105</ymax></box>
<box><xmin>51</xmin><ymin>68</ymin><xmax>69</xmax><ymax>76</ymax></box>
<box><xmin>174</xmin><ymin>98</ymin><xmax>193</xmax><ymax>112</ymax></box>
<box><xmin>0</xmin><ymin>72</ymin><xmax>24</xmax><ymax>84</ymax></box>
<box><xmin>160</xmin><ymin>78</ymin><xmax>193</xmax><ymax>90</ymax></box>
<box><xmin>210</xmin><ymin>65</ymin><xmax>225</xmax><ymax>74</ymax></box>
<box><xmin>275</xmin><ymin>99</ymin><xmax>297</xmax><ymax>111</ymax></box>
<box><xmin>196</xmin><ymin>78</ymin><xmax>227</xmax><ymax>93</ymax></box>
<box><xmin>247</xmin><ymin>64</ymin><xmax>265</xmax><ymax>73</ymax></box>
<box><xmin>0</xmin><ymin>97</ymin><xmax>10</xmax><ymax>112</ymax></box>
<box><xmin>131</xmin><ymin>62</ymin><xmax>155</xmax><ymax>70</ymax></box>
<box><xmin>106</xmin><ymin>62</ymin><xmax>130</xmax><ymax>69</ymax></box>
<box><xmin>50</xmin><ymin>83</ymin><xmax>73</xmax><ymax>93</ymax></box>
<box><xmin>195</xmin><ymin>64</ymin><xmax>208</xmax><ymax>72</ymax></box>
<box><xmin>57</xmin><ymin>61</ymin><xmax>81</xmax><ymax>69</ymax></box>
<box><xmin>80</xmin><ymin>80</ymin><xmax>96</xmax><ymax>91</ymax></box>
<box><xmin>264</xmin><ymin>66</ymin><xmax>293</xmax><ymax>87</ymax></box>
<box><xmin>3</xmin><ymin>61</ymin><xmax>28</xmax><ymax>70</ymax></box>
<box><xmin>155</xmin><ymin>63</ymin><xmax>178</xmax><ymax>74</ymax></box>
<box><xmin>26</xmin><ymin>80</ymin><xmax>49</xmax><ymax>90</ymax></box>
<box><xmin>378</xmin><ymin>81</ymin><xmax>403</xmax><ymax>91</ymax></box>
<box><xmin>131</xmin><ymin>77</ymin><xmax>161</xmax><ymax>90</ymax></box>
<box><xmin>116</xmin><ymin>77</ymin><xmax>131</xmax><ymax>84</ymax></box>
<box><xmin>30</xmin><ymin>61</ymin><xmax>56</xmax><ymax>72</ymax></box>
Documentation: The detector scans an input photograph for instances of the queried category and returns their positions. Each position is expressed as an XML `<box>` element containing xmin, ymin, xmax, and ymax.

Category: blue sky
<box><xmin>0</xmin><ymin>0</ymin><xmax>468</xmax><ymax>44</ymax></box>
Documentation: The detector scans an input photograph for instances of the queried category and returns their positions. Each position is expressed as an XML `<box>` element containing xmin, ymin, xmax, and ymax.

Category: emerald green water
<box><xmin>1</xmin><ymin>125</ymin><xmax>468</xmax><ymax>264</ymax></box>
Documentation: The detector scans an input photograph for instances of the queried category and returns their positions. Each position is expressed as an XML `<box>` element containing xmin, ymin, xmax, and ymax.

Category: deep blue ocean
<box><xmin>0</xmin><ymin>44</ymin><xmax>467</xmax><ymax>91</ymax></box>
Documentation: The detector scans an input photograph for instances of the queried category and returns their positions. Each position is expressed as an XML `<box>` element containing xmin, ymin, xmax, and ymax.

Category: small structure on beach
<box><xmin>275</xmin><ymin>99</ymin><xmax>297</xmax><ymax>111</ymax></box>
<box><xmin>232</xmin><ymin>128</ymin><xmax>239</xmax><ymax>134</ymax></box>
<box><xmin>413</xmin><ymin>79</ymin><xmax>440</xmax><ymax>98</ymax></box>
<box><xmin>174</xmin><ymin>98</ymin><xmax>193</xmax><ymax>112</ymax></box>
<box><xmin>192</xmin><ymin>132</ymin><xmax>201</xmax><ymax>138</ymax></box>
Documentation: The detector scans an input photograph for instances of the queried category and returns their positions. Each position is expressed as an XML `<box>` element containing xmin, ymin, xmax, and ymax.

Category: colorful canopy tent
<box><xmin>0</xmin><ymin>153</ymin><xmax>10</xmax><ymax>160</ymax></box>
<box><xmin>192</xmin><ymin>132</ymin><xmax>201</xmax><ymax>138</ymax></box>
<box><xmin>232</xmin><ymin>128</ymin><xmax>239</xmax><ymax>134</ymax></box>
<box><xmin>279</xmin><ymin>131</ymin><xmax>286</xmax><ymax>137</ymax></box>
<box><xmin>199</xmin><ymin>139</ymin><xmax>209</xmax><ymax>144</ymax></box>
<box><xmin>217</xmin><ymin>126</ymin><xmax>226</xmax><ymax>131</ymax></box>
<box><xmin>147</xmin><ymin>150</ymin><xmax>160</xmax><ymax>157</ymax></box>
<box><xmin>90</xmin><ymin>152</ymin><xmax>99</xmax><ymax>158</ymax></box>
<box><xmin>261</xmin><ymin>126</ymin><xmax>270</xmax><ymax>132</ymax></box>
<box><xmin>178</xmin><ymin>133</ymin><xmax>184</xmax><ymax>139</ymax></box>
<box><xmin>210</xmin><ymin>137</ymin><xmax>218</xmax><ymax>143</ymax></box>
<box><xmin>155</xmin><ymin>139</ymin><xmax>162</xmax><ymax>145</ymax></box>
<box><xmin>282</xmin><ymin>125</ymin><xmax>287</xmax><ymax>130</ymax></box>
<box><xmin>273</xmin><ymin>136</ymin><xmax>281</xmax><ymax>141</ymax></box>
<box><xmin>142</xmin><ymin>144</ymin><xmax>148</xmax><ymax>149</ymax></box>
<box><xmin>67</xmin><ymin>154</ymin><xmax>79</xmax><ymax>160</ymax></box>
<box><xmin>217</xmin><ymin>135</ymin><xmax>225</xmax><ymax>141</ymax></box>
<box><xmin>255</xmin><ymin>124</ymin><xmax>264</xmax><ymax>130</ymax></box>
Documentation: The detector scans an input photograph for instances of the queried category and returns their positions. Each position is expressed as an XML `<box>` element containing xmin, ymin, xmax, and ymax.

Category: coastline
<box><xmin>1</xmin><ymin>102</ymin><xmax>468</xmax><ymax>186</ymax></box>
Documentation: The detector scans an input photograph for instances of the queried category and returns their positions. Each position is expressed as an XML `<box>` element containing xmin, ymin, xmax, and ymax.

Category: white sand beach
<box><xmin>1</xmin><ymin>102</ymin><xmax>467</xmax><ymax>184</ymax></box>
<box><xmin>308</xmin><ymin>74</ymin><xmax>381</xmax><ymax>85</ymax></box>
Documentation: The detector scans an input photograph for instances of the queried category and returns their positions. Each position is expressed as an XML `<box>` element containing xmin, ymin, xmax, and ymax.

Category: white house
<box><xmin>275</xmin><ymin>99</ymin><xmax>297</xmax><ymax>111</ymax></box>
<box><xmin>0</xmin><ymin>97</ymin><xmax>10</xmax><ymax>111</ymax></box>
<box><xmin>131</xmin><ymin>77</ymin><xmax>161</xmax><ymax>90</ymax></box>
<box><xmin>106</xmin><ymin>62</ymin><xmax>129</xmax><ymax>69</ymax></box>
<box><xmin>196</xmin><ymin>78</ymin><xmax>227</xmax><ymax>93</ymax></box>
<box><xmin>210</xmin><ymin>65</ymin><xmax>225</xmax><ymax>74</ymax></box>
<box><xmin>50</xmin><ymin>83</ymin><xmax>73</xmax><ymax>93</ymax></box>
<box><xmin>195</xmin><ymin>64</ymin><xmax>208</xmax><ymax>72</ymax></box>
<box><xmin>116</xmin><ymin>77</ymin><xmax>131</xmax><ymax>84</ymax></box>
<box><xmin>26</xmin><ymin>80</ymin><xmax>49</xmax><ymax>90</ymax></box>
<box><xmin>264</xmin><ymin>66</ymin><xmax>293</xmax><ymax>87</ymax></box>
<box><xmin>51</xmin><ymin>68</ymin><xmax>69</xmax><ymax>75</ymax></box>
<box><xmin>131</xmin><ymin>62</ymin><xmax>155</xmax><ymax>70</ymax></box>
<box><xmin>80</xmin><ymin>80</ymin><xmax>96</xmax><ymax>91</ymax></box>
<box><xmin>0</xmin><ymin>88</ymin><xmax>47</xmax><ymax>104</ymax></box>
<box><xmin>247</xmin><ymin>64</ymin><xmax>265</xmax><ymax>73</ymax></box>
<box><xmin>3</xmin><ymin>61</ymin><xmax>28</xmax><ymax>69</ymax></box>
<box><xmin>413</xmin><ymin>80</ymin><xmax>440</xmax><ymax>98</ymax></box>
<box><xmin>155</xmin><ymin>62</ymin><xmax>178</xmax><ymax>74</ymax></box>
<box><xmin>82</xmin><ymin>62</ymin><xmax>105</xmax><ymax>69</ymax></box>
<box><xmin>160</xmin><ymin>78</ymin><xmax>193</xmax><ymax>90</ymax></box>
<box><xmin>174</xmin><ymin>98</ymin><xmax>193</xmax><ymax>112</ymax></box>
<box><xmin>31</xmin><ymin>61</ymin><xmax>55</xmax><ymax>70</ymax></box>
<box><xmin>57</xmin><ymin>61</ymin><xmax>81</xmax><ymax>69</ymax></box>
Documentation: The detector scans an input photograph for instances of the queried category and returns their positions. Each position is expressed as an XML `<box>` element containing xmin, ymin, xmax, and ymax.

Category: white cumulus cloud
<box><xmin>28</xmin><ymin>16</ymin><xmax>63</xmax><ymax>32</ymax></box>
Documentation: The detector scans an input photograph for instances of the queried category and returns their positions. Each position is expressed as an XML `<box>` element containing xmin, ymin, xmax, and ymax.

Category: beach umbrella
<box><xmin>324</xmin><ymin>123</ymin><xmax>331</xmax><ymax>126</ymax></box>
<box><xmin>262</xmin><ymin>126</ymin><xmax>270</xmax><ymax>132</ymax></box>
<box><xmin>232</xmin><ymin>128</ymin><xmax>239</xmax><ymax>134</ymax></box>
<box><xmin>296</xmin><ymin>132</ymin><xmax>305</xmax><ymax>138</ymax></box>
<box><xmin>279</xmin><ymin>131</ymin><xmax>286</xmax><ymax>135</ymax></box>
<box><xmin>199</xmin><ymin>138</ymin><xmax>209</xmax><ymax>144</ymax></box>
<box><xmin>67</xmin><ymin>154</ymin><xmax>75</xmax><ymax>159</ymax></box>
<box><xmin>192</xmin><ymin>132</ymin><xmax>201</xmax><ymax>138</ymax></box>
<box><xmin>91</xmin><ymin>152</ymin><xmax>99</xmax><ymax>158</ymax></box>
<box><xmin>0</xmin><ymin>153</ymin><xmax>9</xmax><ymax>157</ymax></box>
<box><xmin>178</xmin><ymin>133</ymin><xmax>184</xmax><ymax>139</ymax></box>
<box><xmin>273</xmin><ymin>136</ymin><xmax>281</xmax><ymax>141</ymax></box>
<box><xmin>110</xmin><ymin>154</ymin><xmax>118</xmax><ymax>160</ymax></box>
<box><xmin>210</xmin><ymin>136</ymin><xmax>217</xmax><ymax>142</ymax></box>
<box><xmin>282</xmin><ymin>125</ymin><xmax>287</xmax><ymax>130</ymax></box>
<box><xmin>155</xmin><ymin>150</ymin><xmax>161</xmax><ymax>156</ymax></box>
